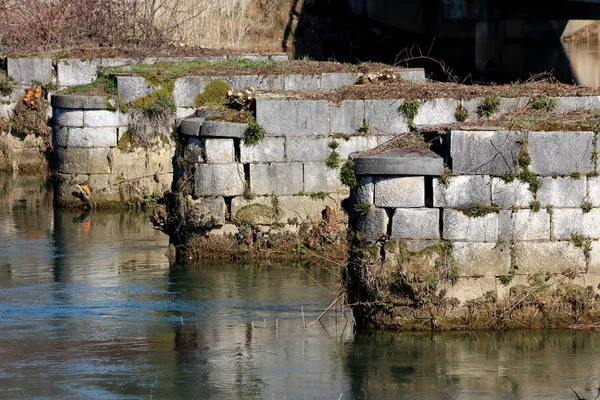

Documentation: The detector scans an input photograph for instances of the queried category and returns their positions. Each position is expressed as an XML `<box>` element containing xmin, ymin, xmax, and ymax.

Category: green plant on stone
<box><xmin>582</xmin><ymin>201</ymin><xmax>593</xmax><ymax>213</ymax></box>
<box><xmin>340</xmin><ymin>160</ymin><xmax>358</xmax><ymax>188</ymax></box>
<box><xmin>354</xmin><ymin>203</ymin><xmax>371</xmax><ymax>216</ymax></box>
<box><xmin>495</xmin><ymin>235</ymin><xmax>508</xmax><ymax>249</ymax></box>
<box><xmin>517</xmin><ymin>146</ymin><xmax>532</xmax><ymax>168</ymax></box>
<box><xmin>500</xmin><ymin>170</ymin><xmax>516</xmax><ymax>183</ymax></box>
<box><xmin>571</xmin><ymin>172</ymin><xmax>582</xmax><ymax>180</ymax></box>
<box><xmin>309</xmin><ymin>191</ymin><xmax>328</xmax><ymax>200</ymax></box>
<box><xmin>519</xmin><ymin>168</ymin><xmax>542</xmax><ymax>194</ymax></box>
<box><xmin>333</xmin><ymin>132</ymin><xmax>351</xmax><ymax>141</ymax></box>
<box><xmin>398</xmin><ymin>99</ymin><xmax>421</xmax><ymax>128</ymax></box>
<box><xmin>193</xmin><ymin>80</ymin><xmax>231</xmax><ymax>107</ymax></box>
<box><xmin>439</xmin><ymin>166</ymin><xmax>452</xmax><ymax>188</ymax></box>
<box><xmin>477</xmin><ymin>95</ymin><xmax>500</xmax><ymax>118</ymax></box>
<box><xmin>292</xmin><ymin>243</ymin><xmax>307</xmax><ymax>255</ymax></box>
<box><xmin>357</xmin><ymin>123</ymin><xmax>370</xmax><ymax>135</ymax></box>
<box><xmin>529</xmin><ymin>200</ymin><xmax>541</xmax><ymax>212</ymax></box>
<box><xmin>546</xmin><ymin>204</ymin><xmax>554</xmax><ymax>216</ymax></box>
<box><xmin>143</xmin><ymin>189</ymin><xmax>162</xmax><ymax>204</ymax></box>
<box><xmin>244</xmin><ymin>114</ymin><xmax>265</xmax><ymax>145</ymax></box>
<box><xmin>499</xmin><ymin>263</ymin><xmax>519</xmax><ymax>286</ymax></box>
<box><xmin>528</xmin><ymin>96</ymin><xmax>558</xmax><ymax>111</ymax></box>
<box><xmin>458</xmin><ymin>203</ymin><xmax>500</xmax><ymax>218</ymax></box>
<box><xmin>573</xmin><ymin>233</ymin><xmax>592</xmax><ymax>254</ymax></box>
<box><xmin>0</xmin><ymin>75</ymin><xmax>14</xmax><ymax>97</ymax></box>
<box><xmin>326</xmin><ymin>141</ymin><xmax>341</xmax><ymax>169</ymax></box>
<box><xmin>455</xmin><ymin>104</ymin><xmax>469</xmax><ymax>122</ymax></box>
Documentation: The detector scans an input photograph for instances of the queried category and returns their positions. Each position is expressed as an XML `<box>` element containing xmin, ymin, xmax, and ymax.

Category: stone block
<box><xmin>51</xmin><ymin>95</ymin><xmax>108</xmax><ymax>110</ymax></box>
<box><xmin>286</xmin><ymin>137</ymin><xmax>330</xmax><ymax>162</ymax></box>
<box><xmin>587</xmin><ymin>176</ymin><xmax>600</xmax><ymax>206</ymax></box>
<box><xmin>374</xmin><ymin>176</ymin><xmax>425</xmax><ymax>207</ymax></box>
<box><xmin>491</xmin><ymin>178</ymin><xmax>534</xmax><ymax>208</ymax></box>
<box><xmin>183</xmin><ymin>137</ymin><xmax>205</xmax><ymax>164</ymax></box>
<box><xmin>354</xmin><ymin>150</ymin><xmax>444</xmax><ymax>176</ymax></box>
<box><xmin>304</xmin><ymin>162</ymin><xmax>346</xmax><ymax>193</ymax></box>
<box><xmin>194</xmin><ymin>163</ymin><xmax>245</xmax><ymax>196</ymax></box>
<box><xmin>241</xmin><ymin>137</ymin><xmax>285</xmax><ymax>163</ymax></box>
<box><xmin>330</xmin><ymin>100</ymin><xmax>365</xmax><ymax>134</ymax></box>
<box><xmin>204</xmin><ymin>138</ymin><xmax>235</xmax><ymax>163</ymax></box>
<box><xmin>184</xmin><ymin>196</ymin><xmax>227</xmax><ymax>230</ymax></box>
<box><xmin>441</xmin><ymin>277</ymin><xmax>497</xmax><ymax>305</ymax></box>
<box><xmin>54</xmin><ymin>147</ymin><xmax>111</xmax><ymax>174</ymax></box>
<box><xmin>83</xmin><ymin>110</ymin><xmax>120</xmax><ymax>127</ymax></box>
<box><xmin>65</xmin><ymin>127</ymin><xmax>118</xmax><ymax>148</ymax></box>
<box><xmin>452</xmin><ymin>242</ymin><xmax>511</xmax><ymax>276</ymax></box>
<box><xmin>365</xmin><ymin>99</ymin><xmax>409</xmax><ymax>134</ymax></box>
<box><xmin>201</xmin><ymin>121</ymin><xmax>248</xmax><ymax>138</ymax></box>
<box><xmin>176</xmin><ymin>108</ymin><xmax>196</xmax><ymax>120</ymax></box>
<box><xmin>499</xmin><ymin>210</ymin><xmax>550</xmax><ymax>240</ymax></box>
<box><xmin>230</xmin><ymin>196</ymin><xmax>275</xmax><ymax>225</ymax></box>
<box><xmin>356</xmin><ymin>207</ymin><xmax>389</xmax><ymax>239</ymax></box>
<box><xmin>321</xmin><ymin>73</ymin><xmax>361</xmax><ymax>89</ymax></box>
<box><xmin>57</xmin><ymin>59</ymin><xmax>99</xmax><ymax>86</ymax></box>
<box><xmin>284</xmin><ymin>74</ymin><xmax>321</xmax><ymax>90</ymax></box>
<box><xmin>555</xmin><ymin>96</ymin><xmax>600</xmax><ymax>112</ymax></box>
<box><xmin>442</xmin><ymin>209</ymin><xmax>498</xmax><ymax>242</ymax></box>
<box><xmin>396</xmin><ymin>68</ymin><xmax>426</xmax><ymax>82</ymax></box>
<box><xmin>529</xmin><ymin>131</ymin><xmax>594</xmax><ymax>175</ymax></box>
<box><xmin>433</xmin><ymin>175</ymin><xmax>491</xmax><ymax>207</ymax></box>
<box><xmin>117</xmin><ymin>76</ymin><xmax>156</xmax><ymax>103</ymax></box>
<box><xmin>256</xmin><ymin>100</ymin><xmax>329</xmax><ymax>136</ymax></box>
<box><xmin>450</xmin><ymin>130</ymin><xmax>523</xmax><ymax>175</ymax></box>
<box><xmin>458</xmin><ymin>98</ymin><xmax>482</xmax><ymax>122</ymax></box>
<box><xmin>337</xmin><ymin>136</ymin><xmax>377</xmax><ymax>160</ymax></box>
<box><xmin>356</xmin><ymin>176</ymin><xmax>374</xmax><ymax>205</ymax></box>
<box><xmin>180</xmin><ymin>118</ymin><xmax>204</xmax><ymax>137</ymax></box>
<box><xmin>498</xmin><ymin>97</ymin><xmax>529</xmax><ymax>113</ymax></box>
<box><xmin>172</xmin><ymin>76</ymin><xmax>210</xmax><ymax>107</ymax></box>
<box><xmin>250</xmin><ymin>163</ymin><xmax>303</xmax><ymax>195</ymax></box>
<box><xmin>53</xmin><ymin>127</ymin><xmax>69</xmax><ymax>147</ymax></box>
<box><xmin>414</xmin><ymin>98</ymin><xmax>460</xmax><ymax>126</ymax></box>
<box><xmin>146</xmin><ymin>145</ymin><xmax>174</xmax><ymax>174</ymax></box>
<box><xmin>376</xmin><ymin>136</ymin><xmax>394</xmax><ymax>146</ymax></box>
<box><xmin>107</xmin><ymin>147</ymin><xmax>147</xmax><ymax>178</ymax></box>
<box><xmin>553</xmin><ymin>208</ymin><xmax>600</xmax><ymax>240</ymax></box>
<box><xmin>391</xmin><ymin>208</ymin><xmax>440</xmax><ymax>239</ymax></box>
<box><xmin>537</xmin><ymin>177</ymin><xmax>586</xmax><ymax>207</ymax></box>
<box><xmin>514</xmin><ymin>242</ymin><xmax>586</xmax><ymax>274</ymax></box>
<box><xmin>7</xmin><ymin>57</ymin><xmax>52</xmax><ymax>84</ymax></box>
<box><xmin>587</xmin><ymin>243</ymin><xmax>600</xmax><ymax>273</ymax></box>
<box><xmin>53</xmin><ymin>109</ymin><xmax>84</xmax><ymax>127</ymax></box>
<box><xmin>276</xmin><ymin>195</ymin><xmax>343</xmax><ymax>225</ymax></box>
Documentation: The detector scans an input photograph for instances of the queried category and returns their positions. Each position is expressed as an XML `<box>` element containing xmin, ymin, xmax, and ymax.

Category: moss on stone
<box><xmin>193</xmin><ymin>80</ymin><xmax>231</xmax><ymax>107</ymax></box>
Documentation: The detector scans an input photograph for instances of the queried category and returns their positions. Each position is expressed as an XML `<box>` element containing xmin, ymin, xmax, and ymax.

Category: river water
<box><xmin>2</xmin><ymin>173</ymin><xmax>600</xmax><ymax>400</ymax></box>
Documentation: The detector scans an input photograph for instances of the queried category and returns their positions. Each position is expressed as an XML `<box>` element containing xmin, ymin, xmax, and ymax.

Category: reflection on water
<box><xmin>2</xmin><ymin>174</ymin><xmax>600</xmax><ymax>400</ymax></box>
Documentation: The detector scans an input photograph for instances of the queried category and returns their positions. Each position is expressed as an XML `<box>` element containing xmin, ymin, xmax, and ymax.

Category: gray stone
<box><xmin>458</xmin><ymin>98</ymin><xmax>482</xmax><ymax>123</ymax></box>
<box><xmin>65</xmin><ymin>127</ymin><xmax>118</xmax><ymax>148</ymax></box>
<box><xmin>54</xmin><ymin>147</ymin><xmax>111</xmax><ymax>174</ymax></box>
<box><xmin>286</xmin><ymin>138</ymin><xmax>330</xmax><ymax>162</ymax></box>
<box><xmin>356</xmin><ymin>176</ymin><xmax>374</xmax><ymax>206</ymax></box>
<box><xmin>450</xmin><ymin>130</ymin><xmax>523</xmax><ymax>175</ymax></box>
<box><xmin>376</xmin><ymin>136</ymin><xmax>394</xmax><ymax>146</ymax></box>
<box><xmin>452</xmin><ymin>242</ymin><xmax>511</xmax><ymax>276</ymax></box>
<box><xmin>250</xmin><ymin>163</ymin><xmax>303</xmax><ymax>195</ymax></box>
<box><xmin>176</xmin><ymin>108</ymin><xmax>196</xmax><ymax>120</ymax></box>
<box><xmin>180</xmin><ymin>118</ymin><xmax>204</xmax><ymax>136</ymax></box>
<box><xmin>204</xmin><ymin>138</ymin><xmax>235</xmax><ymax>163</ymax></box>
<box><xmin>587</xmin><ymin>243</ymin><xmax>600</xmax><ymax>273</ymax></box>
<box><xmin>184</xmin><ymin>196</ymin><xmax>227</xmax><ymax>230</ymax></box>
<box><xmin>353</xmin><ymin>150</ymin><xmax>444</xmax><ymax>176</ymax></box>
<box><xmin>230</xmin><ymin>197</ymin><xmax>275</xmax><ymax>225</ymax></box>
<box><xmin>100</xmin><ymin>58</ymin><xmax>131</xmax><ymax>67</ymax></box>
<box><xmin>7</xmin><ymin>58</ymin><xmax>52</xmax><ymax>84</ymax></box>
<box><xmin>321</xmin><ymin>73</ymin><xmax>361</xmax><ymax>89</ymax></box>
<box><xmin>329</xmin><ymin>100</ymin><xmax>365</xmax><ymax>134</ymax></box>
<box><xmin>514</xmin><ymin>242</ymin><xmax>586</xmax><ymax>274</ymax></box>
<box><xmin>201</xmin><ymin>121</ymin><xmax>248</xmax><ymax>138</ymax></box>
<box><xmin>587</xmin><ymin>176</ymin><xmax>600</xmax><ymax>206</ymax></box>
<box><xmin>173</xmin><ymin>76</ymin><xmax>211</xmax><ymax>107</ymax></box>
<box><xmin>107</xmin><ymin>147</ymin><xmax>147</xmax><ymax>178</ymax></box>
<box><xmin>433</xmin><ymin>175</ymin><xmax>492</xmax><ymax>207</ymax></box>
<box><xmin>117</xmin><ymin>76</ymin><xmax>156</xmax><ymax>103</ymax></box>
<box><xmin>498</xmin><ymin>97</ymin><xmax>529</xmax><ymax>113</ymax></box>
<box><xmin>529</xmin><ymin>131</ymin><xmax>594</xmax><ymax>175</ymax></box>
<box><xmin>241</xmin><ymin>137</ymin><xmax>285</xmax><ymax>163</ymax></box>
<box><xmin>57</xmin><ymin>59</ymin><xmax>99</xmax><ymax>86</ymax></box>
<box><xmin>555</xmin><ymin>96</ymin><xmax>600</xmax><ymax>112</ymax></box>
<box><xmin>396</xmin><ymin>68</ymin><xmax>426</xmax><ymax>82</ymax></box>
<box><xmin>414</xmin><ymin>98</ymin><xmax>460</xmax><ymax>126</ymax></box>
<box><xmin>442</xmin><ymin>209</ymin><xmax>498</xmax><ymax>242</ymax></box>
<box><xmin>276</xmin><ymin>195</ymin><xmax>343</xmax><ymax>225</ymax></box>
<box><xmin>499</xmin><ymin>210</ymin><xmax>550</xmax><ymax>240</ymax></box>
<box><xmin>83</xmin><ymin>110</ymin><xmax>120</xmax><ymax>127</ymax></box>
<box><xmin>304</xmin><ymin>162</ymin><xmax>347</xmax><ymax>193</ymax></box>
<box><xmin>356</xmin><ymin>207</ymin><xmax>389</xmax><ymax>239</ymax></box>
<box><xmin>194</xmin><ymin>163</ymin><xmax>245</xmax><ymax>196</ymax></box>
<box><xmin>51</xmin><ymin>95</ymin><xmax>108</xmax><ymax>110</ymax></box>
<box><xmin>442</xmin><ymin>277</ymin><xmax>497</xmax><ymax>304</ymax></box>
<box><xmin>256</xmin><ymin>100</ymin><xmax>329</xmax><ymax>136</ymax></box>
<box><xmin>183</xmin><ymin>137</ymin><xmax>205</xmax><ymax>164</ymax></box>
<box><xmin>365</xmin><ymin>99</ymin><xmax>409</xmax><ymax>134</ymax></box>
<box><xmin>491</xmin><ymin>178</ymin><xmax>534</xmax><ymax>208</ymax></box>
<box><xmin>553</xmin><ymin>208</ymin><xmax>600</xmax><ymax>240</ymax></box>
<box><xmin>391</xmin><ymin>208</ymin><xmax>440</xmax><ymax>239</ymax></box>
<box><xmin>284</xmin><ymin>74</ymin><xmax>321</xmax><ymax>90</ymax></box>
<box><xmin>144</xmin><ymin>144</ymin><xmax>174</xmax><ymax>175</ymax></box>
<box><xmin>374</xmin><ymin>176</ymin><xmax>425</xmax><ymax>207</ymax></box>
<box><xmin>337</xmin><ymin>136</ymin><xmax>378</xmax><ymax>160</ymax></box>
<box><xmin>53</xmin><ymin>109</ymin><xmax>84</xmax><ymax>127</ymax></box>
<box><xmin>537</xmin><ymin>177</ymin><xmax>586</xmax><ymax>207</ymax></box>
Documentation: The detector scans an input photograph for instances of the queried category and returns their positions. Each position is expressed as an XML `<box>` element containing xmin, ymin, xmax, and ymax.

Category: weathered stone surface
<box><xmin>54</xmin><ymin>147</ymin><xmax>111</xmax><ymax>174</ymax></box>
<box><xmin>230</xmin><ymin>197</ymin><xmax>275</xmax><ymax>225</ymax></box>
<box><xmin>499</xmin><ymin>210</ymin><xmax>550</xmax><ymax>240</ymax></box>
<box><xmin>354</xmin><ymin>150</ymin><xmax>444</xmax><ymax>176</ymax></box>
<box><xmin>241</xmin><ymin>137</ymin><xmax>285</xmax><ymax>163</ymax></box>
<box><xmin>84</xmin><ymin>110</ymin><xmax>120</xmax><ymax>127</ymax></box>
<box><xmin>587</xmin><ymin>243</ymin><xmax>600</xmax><ymax>273</ymax></box>
<box><xmin>117</xmin><ymin>76</ymin><xmax>156</xmax><ymax>103</ymax></box>
<box><xmin>450</xmin><ymin>130</ymin><xmax>523</xmax><ymax>175</ymax></box>
<box><xmin>256</xmin><ymin>100</ymin><xmax>329</xmax><ymax>136</ymax></box>
<box><xmin>180</xmin><ymin>118</ymin><xmax>204</xmax><ymax>136</ymax></box>
<box><xmin>356</xmin><ymin>176</ymin><xmax>374</xmax><ymax>205</ymax></box>
<box><xmin>396</xmin><ymin>68</ymin><xmax>426</xmax><ymax>82</ymax></box>
<box><xmin>555</xmin><ymin>96</ymin><xmax>600</xmax><ymax>112</ymax></box>
<box><xmin>304</xmin><ymin>162</ymin><xmax>346</xmax><ymax>193</ymax></box>
<box><xmin>195</xmin><ymin>163</ymin><xmax>245</xmax><ymax>196</ymax></box>
<box><xmin>498</xmin><ymin>97</ymin><xmax>529</xmax><ymax>113</ymax></box>
<box><xmin>185</xmin><ymin>196</ymin><xmax>227</xmax><ymax>229</ymax></box>
<box><xmin>225</xmin><ymin>75</ymin><xmax>268</xmax><ymax>90</ymax></box>
<box><xmin>356</xmin><ymin>207</ymin><xmax>389</xmax><ymax>239</ymax></box>
<box><xmin>491</xmin><ymin>178</ymin><xmax>534</xmax><ymax>208</ymax></box>
<box><xmin>376</xmin><ymin>136</ymin><xmax>394</xmax><ymax>146</ymax></box>
<box><xmin>553</xmin><ymin>208</ymin><xmax>600</xmax><ymax>240</ymax></box>
<box><xmin>250</xmin><ymin>163</ymin><xmax>303</xmax><ymax>195</ymax></box>
<box><xmin>146</xmin><ymin>145</ymin><xmax>174</xmax><ymax>174</ymax></box>
<box><xmin>204</xmin><ymin>138</ymin><xmax>235</xmax><ymax>163</ymax></box>
<box><xmin>65</xmin><ymin>127</ymin><xmax>118</xmax><ymax>148</ymax></box>
<box><xmin>284</xmin><ymin>74</ymin><xmax>321</xmax><ymax>90</ymax></box>
<box><xmin>53</xmin><ymin>109</ymin><xmax>84</xmax><ymax>127</ymax></box>
<box><xmin>414</xmin><ymin>98</ymin><xmax>460</xmax><ymax>126</ymax></box>
<box><xmin>337</xmin><ymin>136</ymin><xmax>378</xmax><ymax>160</ymax></box>
<box><xmin>286</xmin><ymin>137</ymin><xmax>330</xmax><ymax>161</ymax></box>
<box><xmin>514</xmin><ymin>242</ymin><xmax>586</xmax><ymax>274</ymax></box>
<box><xmin>329</xmin><ymin>100</ymin><xmax>365</xmax><ymax>134</ymax></box>
<box><xmin>587</xmin><ymin>176</ymin><xmax>600</xmax><ymax>207</ymax></box>
<box><xmin>57</xmin><ymin>59</ymin><xmax>99</xmax><ymax>86</ymax></box>
<box><xmin>321</xmin><ymin>73</ymin><xmax>361</xmax><ymax>89</ymax></box>
<box><xmin>51</xmin><ymin>95</ymin><xmax>108</xmax><ymax>110</ymax></box>
<box><xmin>365</xmin><ymin>99</ymin><xmax>409</xmax><ymax>134</ymax></box>
<box><xmin>433</xmin><ymin>175</ymin><xmax>491</xmax><ymax>207</ymax></box>
<box><xmin>458</xmin><ymin>98</ymin><xmax>482</xmax><ymax>122</ymax></box>
<box><xmin>107</xmin><ymin>147</ymin><xmax>147</xmax><ymax>178</ymax></box>
<box><xmin>452</xmin><ymin>242</ymin><xmax>511</xmax><ymax>276</ymax></box>
<box><xmin>176</xmin><ymin>108</ymin><xmax>196</xmax><ymax>120</ymax></box>
<box><xmin>53</xmin><ymin>127</ymin><xmax>68</xmax><ymax>147</ymax></box>
<box><xmin>7</xmin><ymin>57</ymin><xmax>52</xmax><ymax>84</ymax></box>
<box><xmin>374</xmin><ymin>176</ymin><xmax>425</xmax><ymax>207</ymax></box>
<box><xmin>442</xmin><ymin>277</ymin><xmax>497</xmax><ymax>304</ymax></box>
<box><xmin>276</xmin><ymin>195</ymin><xmax>343</xmax><ymax>225</ymax></box>
<box><xmin>173</xmin><ymin>76</ymin><xmax>210</xmax><ymax>107</ymax></box>
<box><xmin>391</xmin><ymin>208</ymin><xmax>440</xmax><ymax>239</ymax></box>
<box><xmin>537</xmin><ymin>176</ymin><xmax>586</xmax><ymax>207</ymax></box>
<box><xmin>529</xmin><ymin>131</ymin><xmax>594</xmax><ymax>175</ymax></box>
<box><xmin>201</xmin><ymin>121</ymin><xmax>248</xmax><ymax>138</ymax></box>
<box><xmin>442</xmin><ymin>209</ymin><xmax>498</xmax><ymax>242</ymax></box>
<box><xmin>183</xmin><ymin>137</ymin><xmax>205</xmax><ymax>163</ymax></box>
